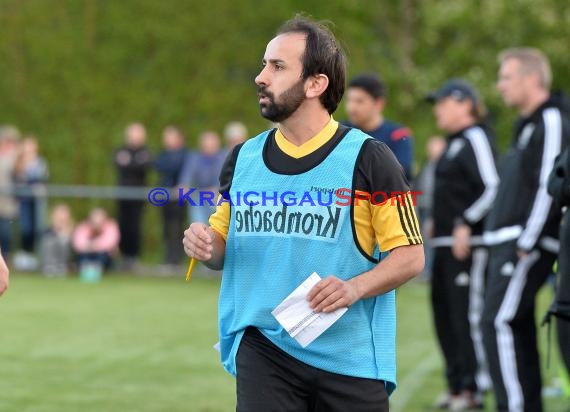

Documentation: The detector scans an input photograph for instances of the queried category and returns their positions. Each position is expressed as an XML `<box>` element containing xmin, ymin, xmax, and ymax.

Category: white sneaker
<box><xmin>449</xmin><ymin>395</ymin><xmax>469</xmax><ymax>411</ymax></box>
<box><xmin>433</xmin><ymin>392</ymin><xmax>452</xmax><ymax>409</ymax></box>
<box><xmin>449</xmin><ymin>391</ymin><xmax>485</xmax><ymax>411</ymax></box>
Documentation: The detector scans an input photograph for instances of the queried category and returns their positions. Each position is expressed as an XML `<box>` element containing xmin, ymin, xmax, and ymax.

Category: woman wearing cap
<box><xmin>427</xmin><ymin>79</ymin><xmax>499</xmax><ymax>410</ymax></box>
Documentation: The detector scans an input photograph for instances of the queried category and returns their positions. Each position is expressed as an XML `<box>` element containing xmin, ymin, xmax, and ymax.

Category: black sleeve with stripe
<box><xmin>461</xmin><ymin>127</ymin><xmax>499</xmax><ymax>226</ymax></box>
<box><xmin>218</xmin><ymin>143</ymin><xmax>245</xmax><ymax>194</ymax></box>
<box><xmin>518</xmin><ymin>108</ymin><xmax>564</xmax><ymax>251</ymax></box>
<box><xmin>354</xmin><ymin>139</ymin><xmax>410</xmax><ymax>195</ymax></box>
<box><xmin>547</xmin><ymin>147</ymin><xmax>570</xmax><ymax>207</ymax></box>
<box><xmin>354</xmin><ymin>139</ymin><xmax>422</xmax><ymax>246</ymax></box>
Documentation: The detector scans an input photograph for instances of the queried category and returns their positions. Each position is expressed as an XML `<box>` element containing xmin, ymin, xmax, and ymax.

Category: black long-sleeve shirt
<box><xmin>548</xmin><ymin>145</ymin><xmax>570</xmax><ymax>208</ymax></box>
<box><xmin>484</xmin><ymin>92</ymin><xmax>570</xmax><ymax>252</ymax></box>
<box><xmin>113</xmin><ymin>145</ymin><xmax>152</xmax><ymax>187</ymax></box>
<box><xmin>432</xmin><ymin>124</ymin><xmax>499</xmax><ymax>243</ymax></box>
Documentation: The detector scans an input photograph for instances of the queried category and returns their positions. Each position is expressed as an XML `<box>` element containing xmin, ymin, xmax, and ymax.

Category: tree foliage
<box><xmin>1</xmin><ymin>0</ymin><xmax>569</xmax><ymax>256</ymax></box>
<box><xmin>1</xmin><ymin>0</ymin><xmax>569</xmax><ymax>183</ymax></box>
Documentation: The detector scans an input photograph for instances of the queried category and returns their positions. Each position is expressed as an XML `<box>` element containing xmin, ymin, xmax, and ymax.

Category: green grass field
<box><xmin>0</xmin><ymin>272</ymin><xmax>568</xmax><ymax>412</ymax></box>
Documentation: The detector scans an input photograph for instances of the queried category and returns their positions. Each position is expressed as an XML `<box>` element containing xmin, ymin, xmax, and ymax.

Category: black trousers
<box><xmin>236</xmin><ymin>327</ymin><xmax>388</xmax><ymax>412</ymax></box>
<box><xmin>117</xmin><ymin>200</ymin><xmax>144</xmax><ymax>258</ymax></box>
<box><xmin>482</xmin><ymin>241</ymin><xmax>556</xmax><ymax>412</ymax></box>
<box><xmin>558</xmin><ymin>315</ymin><xmax>570</xmax><ymax>376</ymax></box>
<box><xmin>431</xmin><ymin>247</ymin><xmax>487</xmax><ymax>395</ymax></box>
<box><xmin>162</xmin><ymin>201</ymin><xmax>185</xmax><ymax>265</ymax></box>
<box><xmin>556</xmin><ymin>209</ymin><xmax>570</xmax><ymax>373</ymax></box>
<box><xmin>20</xmin><ymin>198</ymin><xmax>37</xmax><ymax>252</ymax></box>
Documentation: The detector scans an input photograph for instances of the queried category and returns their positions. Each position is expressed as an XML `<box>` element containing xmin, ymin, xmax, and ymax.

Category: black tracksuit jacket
<box><xmin>484</xmin><ymin>91</ymin><xmax>570</xmax><ymax>252</ymax></box>
<box><xmin>432</xmin><ymin>124</ymin><xmax>499</xmax><ymax>241</ymax></box>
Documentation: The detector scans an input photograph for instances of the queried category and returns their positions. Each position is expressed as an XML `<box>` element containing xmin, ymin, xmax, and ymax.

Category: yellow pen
<box><xmin>185</xmin><ymin>258</ymin><xmax>197</xmax><ymax>282</ymax></box>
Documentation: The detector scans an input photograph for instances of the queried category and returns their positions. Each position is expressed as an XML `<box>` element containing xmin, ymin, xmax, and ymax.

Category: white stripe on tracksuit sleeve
<box><xmin>517</xmin><ymin>108</ymin><xmax>562</xmax><ymax>251</ymax></box>
<box><xmin>463</xmin><ymin>127</ymin><xmax>500</xmax><ymax>224</ymax></box>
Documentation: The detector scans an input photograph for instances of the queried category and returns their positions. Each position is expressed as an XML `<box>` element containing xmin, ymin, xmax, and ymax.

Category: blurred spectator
<box><xmin>546</xmin><ymin>144</ymin><xmax>570</xmax><ymax>379</ymax></box>
<box><xmin>13</xmin><ymin>136</ymin><xmax>49</xmax><ymax>254</ymax></box>
<box><xmin>482</xmin><ymin>49</ymin><xmax>569</xmax><ymax>412</ymax></box>
<box><xmin>427</xmin><ymin>79</ymin><xmax>498</xmax><ymax>409</ymax></box>
<box><xmin>40</xmin><ymin>203</ymin><xmax>74</xmax><ymax>276</ymax></box>
<box><xmin>0</xmin><ymin>252</ymin><xmax>8</xmax><ymax>296</ymax></box>
<box><xmin>113</xmin><ymin>123</ymin><xmax>152</xmax><ymax>269</ymax></box>
<box><xmin>414</xmin><ymin>136</ymin><xmax>447</xmax><ymax>278</ymax></box>
<box><xmin>72</xmin><ymin>207</ymin><xmax>120</xmax><ymax>271</ymax></box>
<box><xmin>0</xmin><ymin>125</ymin><xmax>21</xmax><ymax>258</ymax></box>
<box><xmin>178</xmin><ymin>131</ymin><xmax>225</xmax><ymax>224</ymax></box>
<box><xmin>155</xmin><ymin>126</ymin><xmax>187</xmax><ymax>266</ymax></box>
<box><xmin>223</xmin><ymin>121</ymin><xmax>248</xmax><ymax>151</ymax></box>
<box><xmin>345</xmin><ymin>73</ymin><xmax>415</xmax><ymax>180</ymax></box>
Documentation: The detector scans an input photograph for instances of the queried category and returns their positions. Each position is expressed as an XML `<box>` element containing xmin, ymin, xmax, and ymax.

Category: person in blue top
<box><xmin>345</xmin><ymin>73</ymin><xmax>414</xmax><ymax>180</ymax></box>
<box><xmin>154</xmin><ymin>126</ymin><xmax>187</xmax><ymax>266</ymax></box>
<box><xmin>182</xmin><ymin>15</ymin><xmax>424</xmax><ymax>412</ymax></box>
<box><xmin>178</xmin><ymin>130</ymin><xmax>226</xmax><ymax>225</ymax></box>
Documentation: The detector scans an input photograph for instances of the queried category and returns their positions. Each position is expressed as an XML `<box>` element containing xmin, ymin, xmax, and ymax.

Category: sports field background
<box><xmin>0</xmin><ymin>271</ymin><xmax>567</xmax><ymax>412</ymax></box>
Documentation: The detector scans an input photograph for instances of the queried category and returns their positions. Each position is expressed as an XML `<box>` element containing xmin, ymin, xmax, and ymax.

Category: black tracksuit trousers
<box><xmin>431</xmin><ymin>247</ymin><xmax>490</xmax><ymax>395</ymax></box>
<box><xmin>482</xmin><ymin>240</ymin><xmax>556</xmax><ymax>412</ymax></box>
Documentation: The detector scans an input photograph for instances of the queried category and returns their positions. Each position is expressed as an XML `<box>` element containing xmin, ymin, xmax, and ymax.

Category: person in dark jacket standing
<box><xmin>178</xmin><ymin>131</ymin><xmax>225</xmax><ymax>225</ymax></box>
<box><xmin>482</xmin><ymin>48</ymin><xmax>570</xmax><ymax>412</ymax></box>
<box><xmin>344</xmin><ymin>73</ymin><xmax>415</xmax><ymax>180</ymax></box>
<box><xmin>427</xmin><ymin>79</ymin><xmax>499</xmax><ymax>410</ymax></box>
<box><xmin>114</xmin><ymin>122</ymin><xmax>152</xmax><ymax>270</ymax></box>
<box><xmin>154</xmin><ymin>126</ymin><xmax>187</xmax><ymax>266</ymax></box>
<box><xmin>13</xmin><ymin>136</ymin><xmax>49</xmax><ymax>254</ymax></box>
<box><xmin>546</xmin><ymin>145</ymin><xmax>570</xmax><ymax>379</ymax></box>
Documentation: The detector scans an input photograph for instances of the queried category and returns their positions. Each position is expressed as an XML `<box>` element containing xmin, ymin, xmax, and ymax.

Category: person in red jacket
<box><xmin>0</xmin><ymin>253</ymin><xmax>8</xmax><ymax>296</ymax></box>
<box><xmin>72</xmin><ymin>208</ymin><xmax>120</xmax><ymax>272</ymax></box>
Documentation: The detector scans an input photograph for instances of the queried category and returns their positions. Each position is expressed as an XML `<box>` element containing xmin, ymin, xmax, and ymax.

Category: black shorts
<box><xmin>236</xmin><ymin>327</ymin><xmax>389</xmax><ymax>412</ymax></box>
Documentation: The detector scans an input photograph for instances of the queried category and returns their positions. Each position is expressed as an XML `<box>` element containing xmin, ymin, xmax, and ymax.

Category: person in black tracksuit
<box><xmin>114</xmin><ymin>123</ymin><xmax>152</xmax><ymax>268</ymax></box>
<box><xmin>427</xmin><ymin>79</ymin><xmax>499</xmax><ymax>410</ymax></box>
<box><xmin>482</xmin><ymin>48</ymin><xmax>570</xmax><ymax>412</ymax></box>
<box><xmin>546</xmin><ymin>145</ymin><xmax>570</xmax><ymax>376</ymax></box>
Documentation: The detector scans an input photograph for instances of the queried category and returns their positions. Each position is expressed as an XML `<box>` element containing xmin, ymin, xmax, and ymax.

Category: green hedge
<box><xmin>1</xmin><ymin>0</ymin><xmax>569</xmax><ymax>259</ymax></box>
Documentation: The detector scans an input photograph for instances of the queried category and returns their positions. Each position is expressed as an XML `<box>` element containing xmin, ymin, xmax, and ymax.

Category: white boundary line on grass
<box><xmin>390</xmin><ymin>354</ymin><xmax>439</xmax><ymax>412</ymax></box>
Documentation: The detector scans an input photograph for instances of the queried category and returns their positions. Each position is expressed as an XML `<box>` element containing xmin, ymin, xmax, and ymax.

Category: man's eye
<box><xmin>275</xmin><ymin>65</ymin><xmax>283</xmax><ymax>71</ymax></box>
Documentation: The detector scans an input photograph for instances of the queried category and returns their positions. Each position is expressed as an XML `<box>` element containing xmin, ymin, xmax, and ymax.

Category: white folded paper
<box><xmin>271</xmin><ymin>272</ymin><xmax>348</xmax><ymax>348</ymax></box>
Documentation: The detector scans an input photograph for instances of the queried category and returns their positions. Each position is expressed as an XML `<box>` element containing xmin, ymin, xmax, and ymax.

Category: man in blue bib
<box><xmin>183</xmin><ymin>15</ymin><xmax>425</xmax><ymax>412</ymax></box>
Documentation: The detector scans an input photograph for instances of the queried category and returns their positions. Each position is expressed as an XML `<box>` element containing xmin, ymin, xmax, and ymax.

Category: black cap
<box><xmin>426</xmin><ymin>79</ymin><xmax>479</xmax><ymax>104</ymax></box>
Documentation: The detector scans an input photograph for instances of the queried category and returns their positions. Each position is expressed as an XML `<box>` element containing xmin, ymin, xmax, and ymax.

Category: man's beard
<box><xmin>258</xmin><ymin>79</ymin><xmax>306</xmax><ymax>123</ymax></box>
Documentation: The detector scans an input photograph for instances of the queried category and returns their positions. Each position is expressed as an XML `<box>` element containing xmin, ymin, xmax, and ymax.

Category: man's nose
<box><xmin>255</xmin><ymin>65</ymin><xmax>270</xmax><ymax>87</ymax></box>
<box><xmin>496</xmin><ymin>81</ymin><xmax>502</xmax><ymax>92</ymax></box>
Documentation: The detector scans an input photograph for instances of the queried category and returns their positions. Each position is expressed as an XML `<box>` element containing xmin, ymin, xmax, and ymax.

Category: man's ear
<box><xmin>528</xmin><ymin>72</ymin><xmax>543</xmax><ymax>90</ymax></box>
<box><xmin>305</xmin><ymin>74</ymin><xmax>329</xmax><ymax>99</ymax></box>
<box><xmin>375</xmin><ymin>97</ymin><xmax>386</xmax><ymax>112</ymax></box>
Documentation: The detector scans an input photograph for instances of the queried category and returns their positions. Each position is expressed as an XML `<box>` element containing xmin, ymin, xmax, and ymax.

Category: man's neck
<box><xmin>278</xmin><ymin>107</ymin><xmax>332</xmax><ymax>146</ymax></box>
<box><xmin>519</xmin><ymin>89</ymin><xmax>550</xmax><ymax>117</ymax></box>
<box><xmin>447</xmin><ymin>117</ymin><xmax>475</xmax><ymax>135</ymax></box>
<box><xmin>359</xmin><ymin>114</ymin><xmax>383</xmax><ymax>132</ymax></box>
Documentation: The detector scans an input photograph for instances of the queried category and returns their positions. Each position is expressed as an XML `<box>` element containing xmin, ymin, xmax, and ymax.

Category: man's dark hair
<box><xmin>277</xmin><ymin>15</ymin><xmax>346</xmax><ymax>114</ymax></box>
<box><xmin>348</xmin><ymin>73</ymin><xmax>386</xmax><ymax>99</ymax></box>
